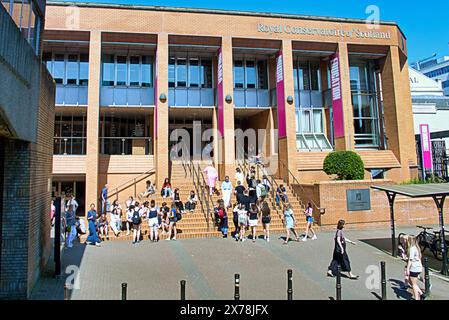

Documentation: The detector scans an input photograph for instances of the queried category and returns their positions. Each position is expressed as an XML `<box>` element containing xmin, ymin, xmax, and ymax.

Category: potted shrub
<box><xmin>323</xmin><ymin>151</ymin><xmax>365</xmax><ymax>180</ymax></box>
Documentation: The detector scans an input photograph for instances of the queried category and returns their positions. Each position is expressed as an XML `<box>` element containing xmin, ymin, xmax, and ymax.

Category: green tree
<box><xmin>323</xmin><ymin>151</ymin><xmax>365</xmax><ymax>180</ymax></box>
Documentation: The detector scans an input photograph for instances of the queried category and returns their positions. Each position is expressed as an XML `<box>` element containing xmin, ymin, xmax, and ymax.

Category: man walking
<box><xmin>101</xmin><ymin>184</ymin><xmax>109</xmax><ymax>214</ymax></box>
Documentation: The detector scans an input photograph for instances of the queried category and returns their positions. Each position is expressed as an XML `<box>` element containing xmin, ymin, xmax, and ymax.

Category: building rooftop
<box><xmin>47</xmin><ymin>1</ymin><xmax>403</xmax><ymax>32</ymax></box>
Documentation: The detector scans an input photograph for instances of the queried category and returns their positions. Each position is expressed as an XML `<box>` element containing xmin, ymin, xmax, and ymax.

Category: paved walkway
<box><xmin>31</xmin><ymin>226</ymin><xmax>449</xmax><ymax>300</ymax></box>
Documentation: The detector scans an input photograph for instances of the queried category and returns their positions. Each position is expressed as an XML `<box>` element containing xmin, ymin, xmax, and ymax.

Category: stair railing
<box><xmin>110</xmin><ymin>168</ymin><xmax>156</xmax><ymax>201</ymax></box>
<box><xmin>197</xmin><ymin>163</ymin><xmax>215</xmax><ymax>229</ymax></box>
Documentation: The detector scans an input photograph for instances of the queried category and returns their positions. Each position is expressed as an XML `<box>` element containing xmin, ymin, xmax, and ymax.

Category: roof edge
<box><xmin>46</xmin><ymin>1</ymin><xmax>406</xmax><ymax>38</ymax></box>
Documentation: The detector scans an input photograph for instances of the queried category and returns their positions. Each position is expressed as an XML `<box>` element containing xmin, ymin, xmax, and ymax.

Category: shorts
<box><xmin>306</xmin><ymin>216</ymin><xmax>314</xmax><ymax>223</ymax></box>
<box><xmin>409</xmin><ymin>271</ymin><xmax>421</xmax><ymax>278</ymax></box>
<box><xmin>148</xmin><ymin>217</ymin><xmax>159</xmax><ymax>227</ymax></box>
<box><xmin>133</xmin><ymin>223</ymin><xmax>141</xmax><ymax>230</ymax></box>
<box><xmin>238</xmin><ymin>217</ymin><xmax>247</xmax><ymax>225</ymax></box>
<box><xmin>249</xmin><ymin>219</ymin><xmax>258</xmax><ymax>227</ymax></box>
<box><xmin>262</xmin><ymin>217</ymin><xmax>271</xmax><ymax>224</ymax></box>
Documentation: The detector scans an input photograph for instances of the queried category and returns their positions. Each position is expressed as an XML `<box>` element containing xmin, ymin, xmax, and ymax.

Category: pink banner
<box><xmin>217</xmin><ymin>48</ymin><xmax>224</xmax><ymax>138</ymax></box>
<box><xmin>154</xmin><ymin>49</ymin><xmax>158</xmax><ymax>139</ymax></box>
<box><xmin>276</xmin><ymin>51</ymin><xmax>287</xmax><ymax>138</ymax></box>
<box><xmin>330</xmin><ymin>53</ymin><xmax>345</xmax><ymax>138</ymax></box>
<box><xmin>420</xmin><ymin>124</ymin><xmax>433</xmax><ymax>170</ymax></box>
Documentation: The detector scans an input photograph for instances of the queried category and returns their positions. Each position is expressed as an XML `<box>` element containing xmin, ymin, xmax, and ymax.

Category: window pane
<box><xmin>168</xmin><ymin>57</ymin><xmax>175</xmax><ymax>88</ymax></box>
<box><xmin>246</xmin><ymin>60</ymin><xmax>256</xmax><ymax>89</ymax></box>
<box><xmin>176</xmin><ymin>58</ymin><xmax>187</xmax><ymax>87</ymax></box>
<box><xmin>257</xmin><ymin>60</ymin><xmax>268</xmax><ymax>89</ymax></box>
<box><xmin>20</xmin><ymin>0</ymin><xmax>30</xmax><ymax>40</ymax></box>
<box><xmin>102</xmin><ymin>54</ymin><xmax>115</xmax><ymax>86</ymax></box>
<box><xmin>28</xmin><ymin>4</ymin><xmax>36</xmax><ymax>49</ymax></box>
<box><xmin>313</xmin><ymin>110</ymin><xmax>323</xmax><ymax>133</ymax></box>
<box><xmin>300</xmin><ymin>110</ymin><xmax>311</xmax><ymax>133</ymax></box>
<box><xmin>352</xmin><ymin>94</ymin><xmax>377</xmax><ymax>118</ymax></box>
<box><xmin>189</xmin><ymin>58</ymin><xmax>199</xmax><ymax>88</ymax></box>
<box><xmin>293</xmin><ymin>62</ymin><xmax>299</xmax><ymax>90</ymax></box>
<box><xmin>129</xmin><ymin>56</ymin><xmax>140</xmax><ymax>86</ymax></box>
<box><xmin>234</xmin><ymin>60</ymin><xmax>244</xmax><ymax>89</ymax></box>
<box><xmin>43</xmin><ymin>52</ymin><xmax>52</xmax><ymax>74</ymax></box>
<box><xmin>53</xmin><ymin>54</ymin><xmax>65</xmax><ymax>84</ymax></box>
<box><xmin>310</xmin><ymin>62</ymin><xmax>320</xmax><ymax>91</ymax></box>
<box><xmin>116</xmin><ymin>56</ymin><xmax>127</xmax><ymax>86</ymax></box>
<box><xmin>79</xmin><ymin>54</ymin><xmax>89</xmax><ymax>86</ymax></box>
<box><xmin>66</xmin><ymin>54</ymin><xmax>78</xmax><ymax>85</ymax></box>
<box><xmin>200</xmin><ymin>58</ymin><xmax>212</xmax><ymax>88</ymax></box>
<box><xmin>299</xmin><ymin>62</ymin><xmax>309</xmax><ymax>90</ymax></box>
<box><xmin>353</xmin><ymin>119</ymin><xmax>374</xmax><ymax>135</ymax></box>
<box><xmin>142</xmin><ymin>56</ymin><xmax>152</xmax><ymax>87</ymax></box>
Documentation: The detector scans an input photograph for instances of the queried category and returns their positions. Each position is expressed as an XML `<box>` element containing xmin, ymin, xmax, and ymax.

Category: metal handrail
<box><xmin>110</xmin><ymin>168</ymin><xmax>156</xmax><ymax>200</ymax></box>
<box><xmin>279</xmin><ymin>160</ymin><xmax>321</xmax><ymax>213</ymax></box>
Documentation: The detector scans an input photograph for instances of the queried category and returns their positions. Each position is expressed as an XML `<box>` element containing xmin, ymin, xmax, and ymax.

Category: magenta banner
<box><xmin>420</xmin><ymin>124</ymin><xmax>433</xmax><ymax>171</ymax></box>
<box><xmin>154</xmin><ymin>49</ymin><xmax>158</xmax><ymax>139</ymax></box>
<box><xmin>217</xmin><ymin>48</ymin><xmax>224</xmax><ymax>138</ymax></box>
<box><xmin>276</xmin><ymin>51</ymin><xmax>287</xmax><ymax>138</ymax></box>
<box><xmin>330</xmin><ymin>53</ymin><xmax>345</xmax><ymax>138</ymax></box>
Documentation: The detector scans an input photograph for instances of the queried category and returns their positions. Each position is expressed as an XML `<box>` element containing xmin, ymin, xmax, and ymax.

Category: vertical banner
<box><xmin>217</xmin><ymin>48</ymin><xmax>224</xmax><ymax>138</ymax></box>
<box><xmin>276</xmin><ymin>51</ymin><xmax>287</xmax><ymax>139</ymax></box>
<box><xmin>154</xmin><ymin>49</ymin><xmax>158</xmax><ymax>139</ymax></box>
<box><xmin>330</xmin><ymin>53</ymin><xmax>345</xmax><ymax>138</ymax></box>
<box><xmin>420</xmin><ymin>124</ymin><xmax>433</xmax><ymax>171</ymax></box>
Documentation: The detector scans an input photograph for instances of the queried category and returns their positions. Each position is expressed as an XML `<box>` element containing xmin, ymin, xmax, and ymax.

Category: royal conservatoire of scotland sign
<box><xmin>257</xmin><ymin>23</ymin><xmax>391</xmax><ymax>39</ymax></box>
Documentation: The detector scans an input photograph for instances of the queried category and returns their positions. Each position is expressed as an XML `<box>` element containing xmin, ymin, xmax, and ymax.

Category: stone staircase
<box><xmin>96</xmin><ymin>161</ymin><xmax>309</xmax><ymax>242</ymax></box>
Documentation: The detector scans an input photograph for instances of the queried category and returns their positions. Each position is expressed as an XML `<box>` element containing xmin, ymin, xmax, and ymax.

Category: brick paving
<box><xmin>31</xmin><ymin>226</ymin><xmax>449</xmax><ymax>300</ymax></box>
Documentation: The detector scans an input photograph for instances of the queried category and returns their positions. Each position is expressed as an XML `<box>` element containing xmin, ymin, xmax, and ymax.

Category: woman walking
<box><xmin>237</xmin><ymin>203</ymin><xmax>248</xmax><ymax>242</ymax></box>
<box><xmin>248</xmin><ymin>203</ymin><xmax>259</xmax><ymax>243</ymax></box>
<box><xmin>166</xmin><ymin>203</ymin><xmax>178</xmax><ymax>241</ymax></box>
<box><xmin>203</xmin><ymin>165</ymin><xmax>218</xmax><ymax>195</ymax></box>
<box><xmin>260</xmin><ymin>201</ymin><xmax>271</xmax><ymax>242</ymax></box>
<box><xmin>302</xmin><ymin>202</ymin><xmax>317</xmax><ymax>241</ymax></box>
<box><xmin>131</xmin><ymin>204</ymin><xmax>142</xmax><ymax>244</ymax></box>
<box><xmin>406</xmin><ymin>236</ymin><xmax>425</xmax><ymax>300</ymax></box>
<box><xmin>327</xmin><ymin>220</ymin><xmax>359</xmax><ymax>279</ymax></box>
<box><xmin>282</xmin><ymin>204</ymin><xmax>299</xmax><ymax>244</ymax></box>
<box><xmin>65</xmin><ymin>204</ymin><xmax>77</xmax><ymax>248</ymax></box>
<box><xmin>86</xmin><ymin>203</ymin><xmax>101</xmax><ymax>246</ymax></box>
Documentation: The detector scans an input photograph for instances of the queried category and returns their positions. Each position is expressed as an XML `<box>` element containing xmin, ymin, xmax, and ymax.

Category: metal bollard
<box><xmin>336</xmin><ymin>266</ymin><xmax>342</xmax><ymax>300</ymax></box>
<box><xmin>121</xmin><ymin>282</ymin><xmax>127</xmax><ymax>300</ymax></box>
<box><xmin>64</xmin><ymin>284</ymin><xmax>70</xmax><ymax>301</ymax></box>
<box><xmin>287</xmin><ymin>269</ymin><xmax>293</xmax><ymax>300</ymax></box>
<box><xmin>180</xmin><ymin>280</ymin><xmax>186</xmax><ymax>300</ymax></box>
<box><xmin>234</xmin><ymin>274</ymin><xmax>240</xmax><ymax>300</ymax></box>
<box><xmin>381</xmin><ymin>261</ymin><xmax>387</xmax><ymax>300</ymax></box>
<box><xmin>424</xmin><ymin>257</ymin><xmax>430</xmax><ymax>295</ymax></box>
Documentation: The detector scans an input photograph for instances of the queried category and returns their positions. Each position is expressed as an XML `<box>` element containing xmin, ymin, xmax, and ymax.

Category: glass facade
<box><xmin>100</xmin><ymin>114</ymin><xmax>153</xmax><ymax>155</ymax></box>
<box><xmin>168</xmin><ymin>55</ymin><xmax>214</xmax><ymax>106</ymax></box>
<box><xmin>293</xmin><ymin>59</ymin><xmax>332</xmax><ymax>151</ymax></box>
<box><xmin>233</xmin><ymin>57</ymin><xmax>269</xmax><ymax>108</ymax></box>
<box><xmin>101</xmin><ymin>54</ymin><xmax>154</xmax><ymax>106</ymax></box>
<box><xmin>350</xmin><ymin>60</ymin><xmax>381</xmax><ymax>148</ymax></box>
<box><xmin>43</xmin><ymin>52</ymin><xmax>89</xmax><ymax>105</ymax></box>
<box><xmin>53</xmin><ymin>114</ymin><xmax>87</xmax><ymax>155</ymax></box>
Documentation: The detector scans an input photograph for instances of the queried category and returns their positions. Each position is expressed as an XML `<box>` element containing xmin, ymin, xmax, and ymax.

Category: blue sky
<box><xmin>64</xmin><ymin>0</ymin><xmax>449</xmax><ymax>63</ymax></box>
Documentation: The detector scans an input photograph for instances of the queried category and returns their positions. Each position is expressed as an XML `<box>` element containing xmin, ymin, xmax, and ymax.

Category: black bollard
<box><xmin>234</xmin><ymin>274</ymin><xmax>240</xmax><ymax>300</ymax></box>
<box><xmin>121</xmin><ymin>282</ymin><xmax>127</xmax><ymax>300</ymax></box>
<box><xmin>287</xmin><ymin>269</ymin><xmax>293</xmax><ymax>300</ymax></box>
<box><xmin>381</xmin><ymin>261</ymin><xmax>387</xmax><ymax>300</ymax></box>
<box><xmin>424</xmin><ymin>258</ymin><xmax>430</xmax><ymax>295</ymax></box>
<box><xmin>180</xmin><ymin>280</ymin><xmax>186</xmax><ymax>300</ymax></box>
<box><xmin>64</xmin><ymin>284</ymin><xmax>70</xmax><ymax>301</ymax></box>
<box><xmin>336</xmin><ymin>266</ymin><xmax>342</xmax><ymax>300</ymax></box>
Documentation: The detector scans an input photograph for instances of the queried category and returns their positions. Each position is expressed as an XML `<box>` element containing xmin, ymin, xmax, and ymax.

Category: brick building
<box><xmin>0</xmin><ymin>0</ymin><xmax>55</xmax><ymax>299</ymax></box>
<box><xmin>42</xmin><ymin>2</ymin><xmax>417</xmax><ymax>217</ymax></box>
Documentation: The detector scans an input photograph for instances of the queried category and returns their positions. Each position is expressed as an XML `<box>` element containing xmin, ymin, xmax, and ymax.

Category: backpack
<box><xmin>259</xmin><ymin>184</ymin><xmax>268</xmax><ymax>197</ymax></box>
<box><xmin>132</xmin><ymin>210</ymin><xmax>141</xmax><ymax>225</ymax></box>
<box><xmin>176</xmin><ymin>211</ymin><xmax>182</xmax><ymax>221</ymax></box>
<box><xmin>218</xmin><ymin>208</ymin><xmax>225</xmax><ymax>218</ymax></box>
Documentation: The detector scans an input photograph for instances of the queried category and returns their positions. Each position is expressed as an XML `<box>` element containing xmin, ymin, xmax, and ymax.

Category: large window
<box><xmin>168</xmin><ymin>56</ymin><xmax>213</xmax><ymax>88</ymax></box>
<box><xmin>43</xmin><ymin>52</ymin><xmax>89</xmax><ymax>86</ymax></box>
<box><xmin>350</xmin><ymin>60</ymin><xmax>381</xmax><ymax>148</ymax></box>
<box><xmin>101</xmin><ymin>54</ymin><xmax>153</xmax><ymax>87</ymax></box>
<box><xmin>293</xmin><ymin>59</ymin><xmax>331</xmax><ymax>151</ymax></box>
<box><xmin>233</xmin><ymin>58</ymin><xmax>268</xmax><ymax>89</ymax></box>
<box><xmin>54</xmin><ymin>114</ymin><xmax>87</xmax><ymax>155</ymax></box>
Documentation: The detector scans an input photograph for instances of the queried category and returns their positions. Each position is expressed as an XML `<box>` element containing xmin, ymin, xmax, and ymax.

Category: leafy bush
<box><xmin>323</xmin><ymin>151</ymin><xmax>365</xmax><ymax>180</ymax></box>
<box><xmin>401</xmin><ymin>174</ymin><xmax>447</xmax><ymax>185</ymax></box>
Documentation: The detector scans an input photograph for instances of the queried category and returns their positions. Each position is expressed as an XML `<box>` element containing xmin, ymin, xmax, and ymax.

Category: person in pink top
<box><xmin>203</xmin><ymin>165</ymin><xmax>218</xmax><ymax>195</ymax></box>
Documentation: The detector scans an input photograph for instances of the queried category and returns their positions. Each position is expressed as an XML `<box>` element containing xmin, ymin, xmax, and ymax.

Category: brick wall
<box><xmin>293</xmin><ymin>180</ymin><xmax>449</xmax><ymax>231</ymax></box>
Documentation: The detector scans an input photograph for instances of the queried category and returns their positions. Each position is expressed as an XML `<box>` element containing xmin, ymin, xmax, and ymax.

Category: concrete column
<box><xmin>155</xmin><ymin>33</ymin><xmax>169</xmax><ymax>183</ymax></box>
<box><xmin>278</xmin><ymin>39</ymin><xmax>297</xmax><ymax>181</ymax></box>
<box><xmin>219</xmin><ymin>36</ymin><xmax>235</xmax><ymax>179</ymax></box>
<box><xmin>85</xmin><ymin>30</ymin><xmax>101</xmax><ymax>215</ymax></box>
<box><xmin>334</xmin><ymin>42</ymin><xmax>355</xmax><ymax>151</ymax></box>
<box><xmin>380</xmin><ymin>46</ymin><xmax>416</xmax><ymax>182</ymax></box>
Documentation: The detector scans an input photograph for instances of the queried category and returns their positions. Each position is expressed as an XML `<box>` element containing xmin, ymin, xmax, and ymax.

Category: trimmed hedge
<box><xmin>323</xmin><ymin>151</ymin><xmax>365</xmax><ymax>180</ymax></box>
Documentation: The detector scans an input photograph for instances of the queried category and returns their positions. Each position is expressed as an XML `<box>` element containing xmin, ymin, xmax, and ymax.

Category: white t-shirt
<box><xmin>409</xmin><ymin>246</ymin><xmax>423</xmax><ymax>273</ymax></box>
<box><xmin>126</xmin><ymin>209</ymin><xmax>134</xmax><ymax>221</ymax></box>
<box><xmin>235</xmin><ymin>172</ymin><xmax>245</xmax><ymax>184</ymax></box>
